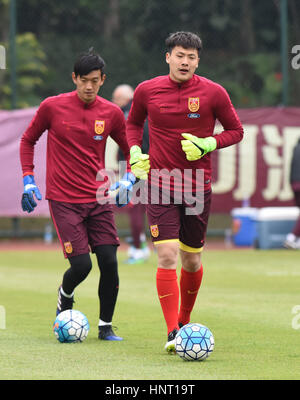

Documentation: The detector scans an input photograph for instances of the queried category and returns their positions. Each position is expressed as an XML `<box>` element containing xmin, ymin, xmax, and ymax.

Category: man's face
<box><xmin>72</xmin><ymin>70</ymin><xmax>105</xmax><ymax>103</ymax></box>
<box><xmin>166</xmin><ymin>46</ymin><xmax>199</xmax><ymax>83</ymax></box>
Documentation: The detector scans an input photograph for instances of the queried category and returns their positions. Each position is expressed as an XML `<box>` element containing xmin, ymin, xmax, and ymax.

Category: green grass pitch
<box><xmin>0</xmin><ymin>245</ymin><xmax>299</xmax><ymax>380</ymax></box>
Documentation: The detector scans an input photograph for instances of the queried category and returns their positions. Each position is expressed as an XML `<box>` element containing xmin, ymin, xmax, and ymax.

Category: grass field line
<box><xmin>1</xmin><ymin>248</ymin><xmax>300</xmax><ymax>379</ymax></box>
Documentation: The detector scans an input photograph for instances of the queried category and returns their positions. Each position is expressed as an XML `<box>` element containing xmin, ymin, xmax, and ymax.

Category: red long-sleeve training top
<box><xmin>126</xmin><ymin>74</ymin><xmax>243</xmax><ymax>192</ymax></box>
<box><xmin>20</xmin><ymin>91</ymin><xmax>130</xmax><ymax>202</ymax></box>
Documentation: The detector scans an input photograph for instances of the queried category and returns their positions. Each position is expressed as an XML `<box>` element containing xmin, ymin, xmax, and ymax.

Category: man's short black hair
<box><xmin>165</xmin><ymin>31</ymin><xmax>202</xmax><ymax>57</ymax></box>
<box><xmin>73</xmin><ymin>48</ymin><xmax>106</xmax><ymax>77</ymax></box>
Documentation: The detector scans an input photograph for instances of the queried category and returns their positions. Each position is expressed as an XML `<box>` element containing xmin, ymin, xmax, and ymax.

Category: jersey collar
<box><xmin>74</xmin><ymin>91</ymin><xmax>98</xmax><ymax>108</ymax></box>
<box><xmin>168</xmin><ymin>74</ymin><xmax>196</xmax><ymax>88</ymax></box>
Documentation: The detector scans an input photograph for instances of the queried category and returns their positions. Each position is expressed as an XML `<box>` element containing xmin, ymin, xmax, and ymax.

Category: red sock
<box><xmin>156</xmin><ymin>268</ymin><xmax>179</xmax><ymax>334</ymax></box>
<box><xmin>178</xmin><ymin>265</ymin><xmax>203</xmax><ymax>326</ymax></box>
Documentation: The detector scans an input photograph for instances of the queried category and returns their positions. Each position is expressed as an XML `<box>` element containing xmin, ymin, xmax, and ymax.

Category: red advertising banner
<box><xmin>0</xmin><ymin>107</ymin><xmax>299</xmax><ymax>216</ymax></box>
<box><xmin>211</xmin><ymin>107</ymin><xmax>300</xmax><ymax>212</ymax></box>
<box><xmin>0</xmin><ymin>108</ymin><xmax>49</xmax><ymax>217</ymax></box>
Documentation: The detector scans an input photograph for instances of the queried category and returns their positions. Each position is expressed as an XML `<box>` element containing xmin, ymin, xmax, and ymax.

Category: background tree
<box><xmin>2</xmin><ymin>0</ymin><xmax>299</xmax><ymax>109</ymax></box>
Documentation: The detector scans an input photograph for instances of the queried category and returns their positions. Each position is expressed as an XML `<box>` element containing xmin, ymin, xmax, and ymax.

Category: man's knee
<box><xmin>156</xmin><ymin>242</ymin><xmax>179</xmax><ymax>269</ymax></box>
<box><xmin>69</xmin><ymin>253</ymin><xmax>92</xmax><ymax>279</ymax></box>
<box><xmin>180</xmin><ymin>250</ymin><xmax>202</xmax><ymax>272</ymax></box>
<box><xmin>94</xmin><ymin>245</ymin><xmax>118</xmax><ymax>268</ymax></box>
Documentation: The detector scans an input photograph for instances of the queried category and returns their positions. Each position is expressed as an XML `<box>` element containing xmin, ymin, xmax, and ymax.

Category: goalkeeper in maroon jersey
<box><xmin>19</xmin><ymin>49</ymin><xmax>137</xmax><ymax>341</ymax></box>
<box><xmin>126</xmin><ymin>31</ymin><xmax>244</xmax><ymax>352</ymax></box>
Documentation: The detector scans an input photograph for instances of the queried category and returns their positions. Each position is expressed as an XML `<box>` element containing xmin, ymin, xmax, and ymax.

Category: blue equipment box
<box><xmin>231</xmin><ymin>207</ymin><xmax>258</xmax><ymax>246</ymax></box>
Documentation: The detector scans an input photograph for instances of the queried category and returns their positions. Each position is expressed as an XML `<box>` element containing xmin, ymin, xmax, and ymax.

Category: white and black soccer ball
<box><xmin>53</xmin><ymin>309</ymin><xmax>89</xmax><ymax>343</ymax></box>
<box><xmin>175</xmin><ymin>323</ymin><xmax>214</xmax><ymax>361</ymax></box>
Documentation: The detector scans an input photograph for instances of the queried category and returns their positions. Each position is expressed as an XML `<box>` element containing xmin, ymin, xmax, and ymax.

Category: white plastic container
<box><xmin>255</xmin><ymin>207</ymin><xmax>299</xmax><ymax>249</ymax></box>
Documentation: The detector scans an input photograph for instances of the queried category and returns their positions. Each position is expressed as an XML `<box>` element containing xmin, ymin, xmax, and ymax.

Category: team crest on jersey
<box><xmin>150</xmin><ymin>225</ymin><xmax>159</xmax><ymax>238</ymax></box>
<box><xmin>188</xmin><ymin>97</ymin><xmax>200</xmax><ymax>112</ymax></box>
<box><xmin>95</xmin><ymin>120</ymin><xmax>105</xmax><ymax>134</ymax></box>
<box><xmin>64</xmin><ymin>242</ymin><xmax>73</xmax><ymax>254</ymax></box>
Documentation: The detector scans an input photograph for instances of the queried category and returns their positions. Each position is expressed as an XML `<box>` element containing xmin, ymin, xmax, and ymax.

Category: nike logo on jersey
<box><xmin>62</xmin><ymin>120</ymin><xmax>79</xmax><ymax>127</ymax></box>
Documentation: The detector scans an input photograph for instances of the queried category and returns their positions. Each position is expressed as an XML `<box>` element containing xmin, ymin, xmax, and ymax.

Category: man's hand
<box><xmin>21</xmin><ymin>175</ymin><xmax>42</xmax><ymax>213</ymax></box>
<box><xmin>129</xmin><ymin>145</ymin><xmax>150</xmax><ymax>180</ymax></box>
<box><xmin>109</xmin><ymin>172</ymin><xmax>136</xmax><ymax>208</ymax></box>
<box><xmin>181</xmin><ymin>133</ymin><xmax>217</xmax><ymax>161</ymax></box>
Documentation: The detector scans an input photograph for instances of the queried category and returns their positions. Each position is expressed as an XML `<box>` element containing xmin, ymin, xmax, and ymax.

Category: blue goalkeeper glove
<box><xmin>181</xmin><ymin>133</ymin><xmax>217</xmax><ymax>161</ymax></box>
<box><xmin>109</xmin><ymin>172</ymin><xmax>137</xmax><ymax>208</ymax></box>
<box><xmin>21</xmin><ymin>175</ymin><xmax>42</xmax><ymax>213</ymax></box>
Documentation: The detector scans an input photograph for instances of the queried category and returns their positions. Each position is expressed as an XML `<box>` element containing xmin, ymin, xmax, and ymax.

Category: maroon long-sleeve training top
<box><xmin>20</xmin><ymin>91</ymin><xmax>130</xmax><ymax>202</ymax></box>
<box><xmin>126</xmin><ymin>74</ymin><xmax>243</xmax><ymax>192</ymax></box>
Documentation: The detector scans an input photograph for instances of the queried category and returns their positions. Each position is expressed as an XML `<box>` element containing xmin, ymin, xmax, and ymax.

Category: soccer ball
<box><xmin>53</xmin><ymin>309</ymin><xmax>89</xmax><ymax>343</ymax></box>
<box><xmin>175</xmin><ymin>323</ymin><xmax>214</xmax><ymax>361</ymax></box>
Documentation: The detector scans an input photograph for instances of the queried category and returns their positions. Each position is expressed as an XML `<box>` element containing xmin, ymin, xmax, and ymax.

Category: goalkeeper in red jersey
<box><xmin>20</xmin><ymin>49</ymin><xmax>137</xmax><ymax>341</ymax></box>
<box><xmin>126</xmin><ymin>31</ymin><xmax>244</xmax><ymax>352</ymax></box>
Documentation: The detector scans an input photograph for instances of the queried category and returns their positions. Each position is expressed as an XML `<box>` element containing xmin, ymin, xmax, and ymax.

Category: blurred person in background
<box><xmin>284</xmin><ymin>138</ymin><xmax>300</xmax><ymax>249</ymax></box>
<box><xmin>19</xmin><ymin>49</ymin><xmax>136</xmax><ymax>341</ymax></box>
<box><xmin>126</xmin><ymin>31</ymin><xmax>243</xmax><ymax>353</ymax></box>
<box><xmin>112</xmin><ymin>84</ymin><xmax>151</xmax><ymax>264</ymax></box>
